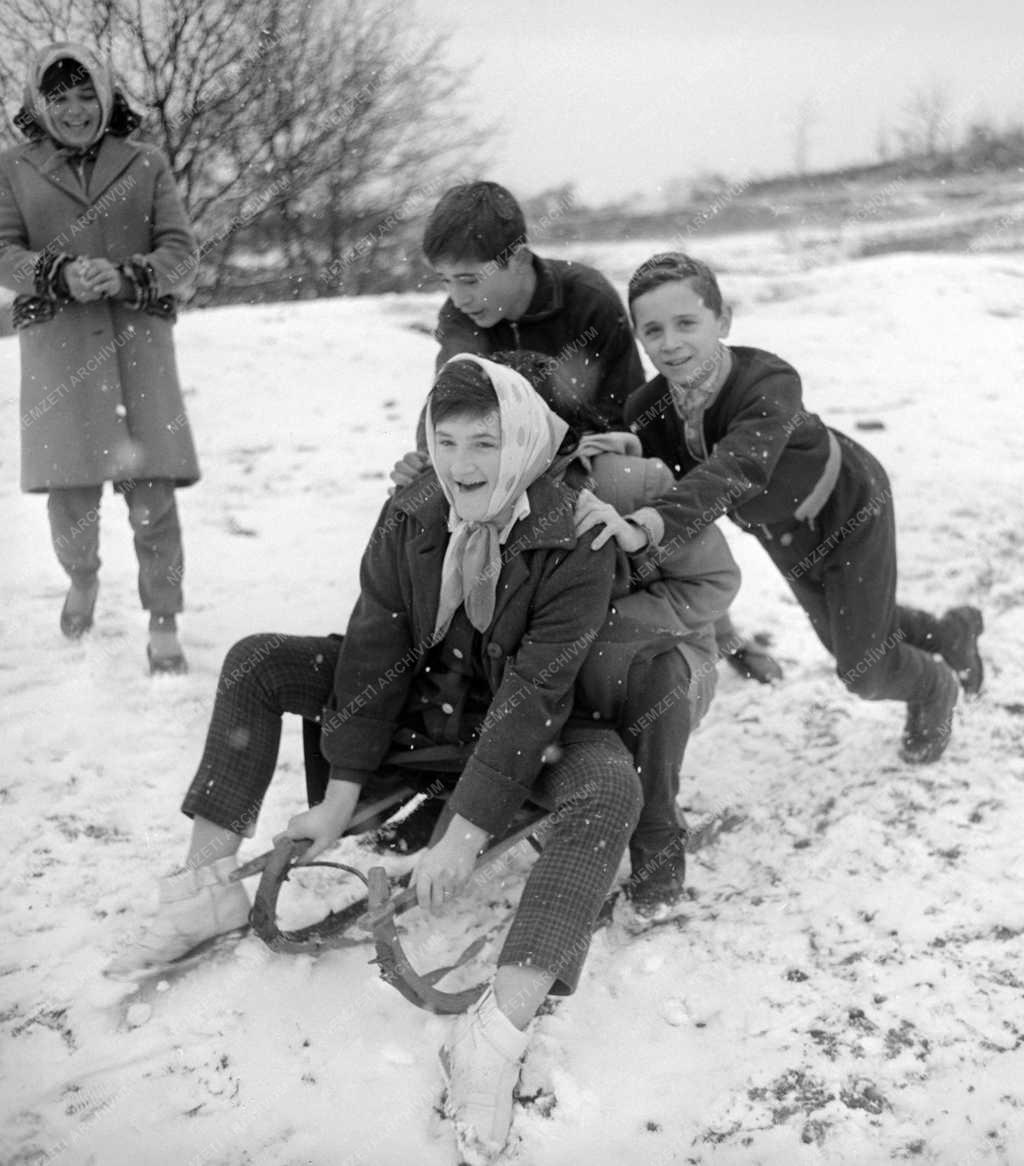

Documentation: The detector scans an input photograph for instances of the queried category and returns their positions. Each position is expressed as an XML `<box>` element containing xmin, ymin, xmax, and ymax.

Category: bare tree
<box><xmin>895</xmin><ymin>79</ymin><xmax>956</xmax><ymax>159</ymax></box>
<box><xmin>0</xmin><ymin>0</ymin><xmax>487</xmax><ymax>298</ymax></box>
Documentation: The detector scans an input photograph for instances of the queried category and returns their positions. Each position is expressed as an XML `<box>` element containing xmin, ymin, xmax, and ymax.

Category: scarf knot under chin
<box><xmin>435</xmin><ymin>520</ymin><xmax>503</xmax><ymax>636</ymax></box>
<box><xmin>427</xmin><ymin>355</ymin><xmax>568</xmax><ymax>638</ymax></box>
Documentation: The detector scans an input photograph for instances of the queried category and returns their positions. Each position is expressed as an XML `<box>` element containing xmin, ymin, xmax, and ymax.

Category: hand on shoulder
<box><xmin>574</xmin><ymin>487</ymin><xmax>647</xmax><ymax>553</ymax></box>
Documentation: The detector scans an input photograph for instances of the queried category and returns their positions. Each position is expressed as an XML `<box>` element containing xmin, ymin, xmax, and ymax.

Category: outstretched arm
<box><xmin>626</xmin><ymin>361</ymin><xmax>807</xmax><ymax>544</ymax></box>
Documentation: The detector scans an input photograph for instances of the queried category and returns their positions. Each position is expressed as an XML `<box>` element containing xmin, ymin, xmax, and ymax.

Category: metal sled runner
<box><xmin>229</xmin><ymin>793</ymin><xmax>552</xmax><ymax>1014</ymax></box>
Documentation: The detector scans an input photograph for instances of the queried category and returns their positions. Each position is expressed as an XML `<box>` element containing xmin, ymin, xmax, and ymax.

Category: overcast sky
<box><xmin>424</xmin><ymin>0</ymin><xmax>1023</xmax><ymax>205</ymax></box>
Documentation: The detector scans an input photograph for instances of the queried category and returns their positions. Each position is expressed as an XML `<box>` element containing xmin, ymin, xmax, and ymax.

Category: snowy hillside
<box><xmin>1</xmin><ymin>253</ymin><xmax>1023</xmax><ymax>1166</ymax></box>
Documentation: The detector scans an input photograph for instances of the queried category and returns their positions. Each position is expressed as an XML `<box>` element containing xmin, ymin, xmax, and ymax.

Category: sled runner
<box><xmin>232</xmin><ymin>795</ymin><xmax>554</xmax><ymax>1014</ymax></box>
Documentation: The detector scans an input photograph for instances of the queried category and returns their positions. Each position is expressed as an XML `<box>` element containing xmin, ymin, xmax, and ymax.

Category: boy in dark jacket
<box><xmin>424</xmin><ymin>180</ymin><xmax>642</xmax><ymax>428</ymax></box>
<box><xmin>623</xmin><ymin>252</ymin><xmax>984</xmax><ymax>765</ymax></box>
<box><xmin>422</xmin><ymin>180</ymin><xmax>781</xmax><ymax>684</ymax></box>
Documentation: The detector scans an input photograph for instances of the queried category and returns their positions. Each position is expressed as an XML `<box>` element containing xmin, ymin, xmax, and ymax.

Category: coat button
<box><xmin>441</xmin><ymin>702</ymin><xmax>455</xmax><ymax>715</ymax></box>
<box><xmin>485</xmin><ymin>643</ymin><xmax>502</xmax><ymax>659</ymax></box>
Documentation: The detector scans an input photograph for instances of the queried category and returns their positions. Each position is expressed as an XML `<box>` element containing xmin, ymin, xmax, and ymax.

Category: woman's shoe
<box><xmin>146</xmin><ymin>642</ymin><xmax>189</xmax><ymax>675</ymax></box>
<box><xmin>148</xmin><ymin>620</ymin><xmax>188</xmax><ymax>675</ymax></box>
<box><xmin>439</xmin><ymin>988</ymin><xmax>529</xmax><ymax>1164</ymax></box>
<box><xmin>105</xmin><ymin>856</ymin><xmax>251</xmax><ymax>979</ymax></box>
<box><xmin>60</xmin><ymin>578</ymin><xmax>99</xmax><ymax>639</ymax></box>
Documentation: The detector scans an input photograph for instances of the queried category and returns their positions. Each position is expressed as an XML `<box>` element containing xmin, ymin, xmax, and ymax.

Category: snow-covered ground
<box><xmin>2</xmin><ymin>251</ymin><xmax>1023</xmax><ymax>1166</ymax></box>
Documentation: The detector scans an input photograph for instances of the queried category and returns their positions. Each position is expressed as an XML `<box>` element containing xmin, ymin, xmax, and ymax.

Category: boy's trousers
<box><xmin>181</xmin><ymin>632</ymin><xmax>641</xmax><ymax>994</ymax></box>
<box><xmin>47</xmin><ymin>479</ymin><xmax>184</xmax><ymax>615</ymax></box>
<box><xmin>754</xmin><ymin>431</ymin><xmax>949</xmax><ymax>706</ymax></box>
<box><xmin>620</xmin><ymin>649</ymin><xmax>692</xmax><ymax>873</ymax></box>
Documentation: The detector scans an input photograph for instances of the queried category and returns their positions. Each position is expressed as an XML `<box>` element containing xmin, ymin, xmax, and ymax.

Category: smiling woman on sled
<box><xmin>108</xmin><ymin>353</ymin><xmax>713</xmax><ymax>1161</ymax></box>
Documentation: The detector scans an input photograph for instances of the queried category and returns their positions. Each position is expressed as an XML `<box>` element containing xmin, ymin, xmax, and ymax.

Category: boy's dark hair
<box><xmin>428</xmin><ymin>358</ymin><xmax>499</xmax><ymax>424</ymax></box>
<box><xmin>422</xmin><ymin>181</ymin><xmax>528</xmax><ymax>267</ymax></box>
<box><xmin>627</xmin><ymin>252</ymin><xmax>724</xmax><ymax>317</ymax></box>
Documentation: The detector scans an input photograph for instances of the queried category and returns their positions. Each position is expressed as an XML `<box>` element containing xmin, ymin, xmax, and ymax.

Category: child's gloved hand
<box><xmin>574</xmin><ymin>487</ymin><xmax>647</xmax><ymax>552</ymax></box>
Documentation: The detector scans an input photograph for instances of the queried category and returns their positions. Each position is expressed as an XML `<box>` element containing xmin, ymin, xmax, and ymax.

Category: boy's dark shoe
<box><xmin>627</xmin><ymin>833</ymin><xmax>687</xmax><ymax>916</ymax></box>
<box><xmin>369</xmin><ymin>796</ymin><xmax>445</xmax><ymax>854</ymax></box>
<box><xmin>938</xmin><ymin>606</ymin><xmax>984</xmax><ymax>697</ymax></box>
<box><xmin>900</xmin><ymin>664</ymin><xmax>958</xmax><ymax>765</ymax></box>
<box><xmin>720</xmin><ymin>636</ymin><xmax>784</xmax><ymax>685</ymax></box>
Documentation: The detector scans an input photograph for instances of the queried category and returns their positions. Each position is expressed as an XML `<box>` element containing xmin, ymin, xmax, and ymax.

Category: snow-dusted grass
<box><xmin>2</xmin><ymin>253</ymin><xmax>1023</xmax><ymax>1165</ymax></box>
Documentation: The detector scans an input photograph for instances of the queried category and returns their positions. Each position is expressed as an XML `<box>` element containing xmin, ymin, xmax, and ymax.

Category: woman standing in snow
<box><xmin>0</xmin><ymin>42</ymin><xmax>200</xmax><ymax>672</ymax></box>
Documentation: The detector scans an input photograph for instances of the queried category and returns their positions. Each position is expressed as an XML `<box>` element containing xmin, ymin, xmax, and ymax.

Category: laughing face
<box><xmin>631</xmin><ymin>279</ymin><xmax>732</xmax><ymax>387</ymax></box>
<box><xmin>45</xmin><ymin>79</ymin><xmax>101</xmax><ymax>148</ymax></box>
<box><xmin>432</xmin><ymin>410</ymin><xmax>502</xmax><ymax>523</ymax></box>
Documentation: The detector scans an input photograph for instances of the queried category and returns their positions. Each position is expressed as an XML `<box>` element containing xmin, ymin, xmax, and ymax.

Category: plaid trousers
<box><xmin>181</xmin><ymin>633</ymin><xmax>340</xmax><ymax>833</ymax></box>
<box><xmin>182</xmin><ymin>633</ymin><xmax>641</xmax><ymax>993</ymax></box>
<box><xmin>498</xmin><ymin>729</ymin><xmax>641</xmax><ymax>994</ymax></box>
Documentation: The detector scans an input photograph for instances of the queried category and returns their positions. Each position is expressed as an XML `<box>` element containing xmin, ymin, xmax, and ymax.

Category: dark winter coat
<box><xmin>0</xmin><ymin>55</ymin><xmax>200</xmax><ymax>492</ymax></box>
<box><xmin>567</xmin><ymin>446</ymin><xmax>739</xmax><ymax>727</ymax></box>
<box><xmin>319</xmin><ymin>470</ymin><xmax>676</xmax><ymax>837</ymax></box>
<box><xmin>434</xmin><ymin>254</ymin><xmax>644</xmax><ymax>427</ymax></box>
<box><xmin>624</xmin><ymin>345</ymin><xmax>838</xmax><ymax>539</ymax></box>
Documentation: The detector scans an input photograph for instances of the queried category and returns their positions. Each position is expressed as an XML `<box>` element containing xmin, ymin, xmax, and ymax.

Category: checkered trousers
<box><xmin>181</xmin><ymin>633</ymin><xmax>340</xmax><ymax>834</ymax></box>
<box><xmin>497</xmin><ymin>729</ymin><xmax>642</xmax><ymax>995</ymax></box>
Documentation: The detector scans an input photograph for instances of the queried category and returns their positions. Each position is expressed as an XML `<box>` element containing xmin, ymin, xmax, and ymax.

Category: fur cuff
<box><xmin>33</xmin><ymin>251</ymin><xmax>74</xmax><ymax>300</ymax></box>
<box><xmin>118</xmin><ymin>257</ymin><xmax>159</xmax><ymax>310</ymax></box>
<box><xmin>118</xmin><ymin>257</ymin><xmax>179</xmax><ymax>321</ymax></box>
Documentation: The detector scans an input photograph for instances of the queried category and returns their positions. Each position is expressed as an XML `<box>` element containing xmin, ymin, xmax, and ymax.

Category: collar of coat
<box><xmin>390</xmin><ymin>468</ymin><xmax>579</xmax><ymax>554</ymax></box>
<box><xmin>18</xmin><ymin>134</ymin><xmax>143</xmax><ymax>208</ymax></box>
<box><xmin>515</xmin><ymin>253</ymin><xmax>564</xmax><ymax>324</ymax></box>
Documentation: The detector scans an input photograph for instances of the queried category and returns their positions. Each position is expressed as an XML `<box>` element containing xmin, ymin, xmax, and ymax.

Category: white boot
<box><xmin>106</xmin><ymin>855</ymin><xmax>251</xmax><ymax>978</ymax></box>
<box><xmin>439</xmin><ymin>987</ymin><xmax>530</xmax><ymax>1164</ymax></box>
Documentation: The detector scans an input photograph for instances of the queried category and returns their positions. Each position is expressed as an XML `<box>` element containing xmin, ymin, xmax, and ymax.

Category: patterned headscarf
<box><xmin>426</xmin><ymin>355</ymin><xmax>568</xmax><ymax>637</ymax></box>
